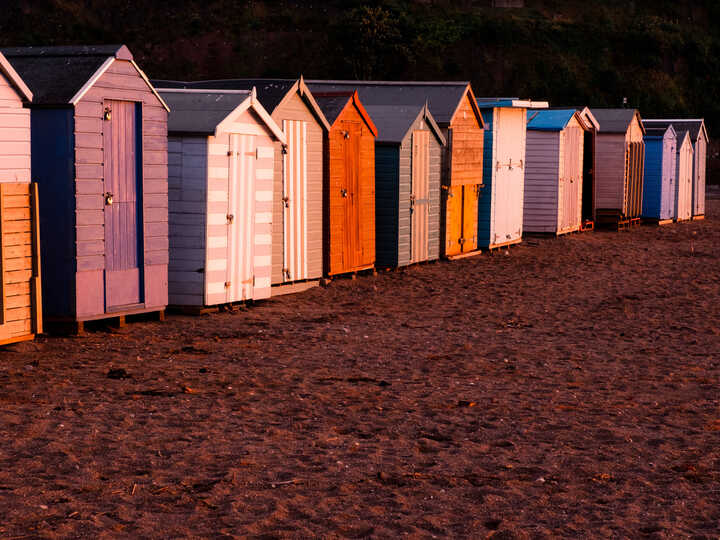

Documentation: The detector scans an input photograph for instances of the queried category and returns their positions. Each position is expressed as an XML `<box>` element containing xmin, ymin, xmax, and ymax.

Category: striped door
<box><xmin>411</xmin><ymin>130</ymin><xmax>430</xmax><ymax>263</ymax></box>
<box><xmin>226</xmin><ymin>134</ymin><xmax>256</xmax><ymax>302</ymax></box>
<box><xmin>561</xmin><ymin>127</ymin><xmax>582</xmax><ymax>231</ymax></box>
<box><xmin>103</xmin><ymin>100</ymin><xmax>142</xmax><ymax>310</ymax></box>
<box><xmin>282</xmin><ymin>120</ymin><xmax>308</xmax><ymax>281</ymax></box>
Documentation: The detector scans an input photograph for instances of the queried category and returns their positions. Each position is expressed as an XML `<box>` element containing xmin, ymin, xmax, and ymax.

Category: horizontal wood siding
<box><xmin>374</xmin><ymin>145</ymin><xmax>399</xmax><ymax>268</ymax></box>
<box><xmin>0</xmin><ymin>72</ymin><xmax>30</xmax><ymax>184</ymax></box>
<box><xmin>168</xmin><ymin>136</ymin><xmax>206</xmax><ymax>306</ymax></box>
<box><xmin>0</xmin><ymin>179</ymin><xmax>36</xmax><ymax>341</ymax></box>
<box><xmin>76</xmin><ymin>58</ymin><xmax>168</xmax><ymax>315</ymax></box>
<box><xmin>449</xmin><ymin>93</ymin><xmax>484</xmax><ymax>186</ymax></box>
<box><xmin>524</xmin><ymin>130</ymin><xmax>559</xmax><ymax>233</ymax></box>
<box><xmin>594</xmin><ymin>133</ymin><xmax>626</xmax><ymax>211</ymax></box>
<box><xmin>211</xmin><ymin>109</ymin><xmax>275</xmax><ymax>302</ymax></box>
<box><xmin>271</xmin><ymin>92</ymin><xmax>323</xmax><ymax>284</ymax></box>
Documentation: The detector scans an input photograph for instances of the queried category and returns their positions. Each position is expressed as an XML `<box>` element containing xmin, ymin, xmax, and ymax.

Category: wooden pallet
<box><xmin>642</xmin><ymin>217</ymin><xmax>674</xmax><ymax>226</ymax></box>
<box><xmin>486</xmin><ymin>238</ymin><xmax>522</xmax><ymax>252</ymax></box>
<box><xmin>322</xmin><ymin>265</ymin><xmax>377</xmax><ymax>286</ymax></box>
<box><xmin>270</xmin><ymin>279</ymin><xmax>320</xmax><ymax>297</ymax></box>
<box><xmin>446</xmin><ymin>249</ymin><xmax>482</xmax><ymax>261</ymax></box>
<box><xmin>47</xmin><ymin>308</ymin><xmax>165</xmax><ymax>335</ymax></box>
<box><xmin>692</xmin><ymin>214</ymin><xmax>705</xmax><ymax>221</ymax></box>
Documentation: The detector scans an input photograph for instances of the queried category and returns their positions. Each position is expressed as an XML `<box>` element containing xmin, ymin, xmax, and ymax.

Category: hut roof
<box><xmin>306</xmin><ymin>81</ymin><xmax>484</xmax><ymax>128</ymax></box>
<box><xmin>157</xmin><ymin>87</ymin><xmax>285</xmax><ymax>142</ymax></box>
<box><xmin>0</xmin><ymin>52</ymin><xmax>32</xmax><ymax>102</ymax></box>
<box><xmin>151</xmin><ymin>77</ymin><xmax>330</xmax><ymax>131</ymax></box>
<box><xmin>590</xmin><ymin>108</ymin><xmax>643</xmax><ymax>134</ymax></box>
<box><xmin>477</xmin><ymin>97</ymin><xmax>549</xmax><ymax>109</ymax></box>
<box><xmin>364</xmin><ymin>103</ymin><xmax>445</xmax><ymax>145</ymax></box>
<box><xmin>643</xmin><ymin>125</ymin><xmax>676</xmax><ymax>139</ymax></box>
<box><xmin>312</xmin><ymin>90</ymin><xmax>378</xmax><ymax>136</ymax></box>
<box><xmin>526</xmin><ymin>109</ymin><xmax>579</xmax><ymax>131</ymax></box>
<box><xmin>643</xmin><ymin>119</ymin><xmax>707</xmax><ymax>143</ymax></box>
<box><xmin>0</xmin><ymin>45</ymin><xmax>169</xmax><ymax>109</ymax></box>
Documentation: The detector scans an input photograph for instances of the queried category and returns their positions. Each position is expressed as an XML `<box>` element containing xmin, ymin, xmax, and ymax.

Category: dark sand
<box><xmin>1</xmin><ymin>202</ymin><xmax>718</xmax><ymax>538</ymax></box>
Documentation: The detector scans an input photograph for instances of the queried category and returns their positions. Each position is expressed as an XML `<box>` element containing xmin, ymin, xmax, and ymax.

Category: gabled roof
<box><xmin>677</xmin><ymin>129</ymin><xmax>692</xmax><ymax>149</ymax></box>
<box><xmin>157</xmin><ymin>87</ymin><xmax>285</xmax><ymax>143</ymax></box>
<box><xmin>307</xmin><ymin>80</ymin><xmax>484</xmax><ymax>128</ymax></box>
<box><xmin>0</xmin><ymin>52</ymin><xmax>32</xmax><ymax>102</ymax></box>
<box><xmin>151</xmin><ymin>76</ymin><xmax>330</xmax><ymax>131</ymax></box>
<box><xmin>526</xmin><ymin>109</ymin><xmax>582</xmax><ymax>131</ymax></box>
<box><xmin>547</xmin><ymin>106</ymin><xmax>600</xmax><ymax>131</ymax></box>
<box><xmin>364</xmin><ymin>103</ymin><xmax>445</xmax><ymax>145</ymax></box>
<box><xmin>1</xmin><ymin>44</ymin><xmax>168</xmax><ymax>110</ymax></box>
<box><xmin>590</xmin><ymin>108</ymin><xmax>644</xmax><ymax>135</ymax></box>
<box><xmin>643</xmin><ymin>119</ymin><xmax>708</xmax><ymax>143</ymax></box>
<box><xmin>477</xmin><ymin>97</ymin><xmax>549</xmax><ymax>109</ymax></box>
<box><xmin>643</xmin><ymin>124</ymin><xmax>676</xmax><ymax>140</ymax></box>
<box><xmin>312</xmin><ymin>91</ymin><xmax>377</xmax><ymax>137</ymax></box>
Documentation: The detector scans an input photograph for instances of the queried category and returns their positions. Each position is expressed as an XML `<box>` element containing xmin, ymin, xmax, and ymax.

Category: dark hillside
<box><xmin>2</xmin><ymin>0</ymin><xmax>718</xmax><ymax>179</ymax></box>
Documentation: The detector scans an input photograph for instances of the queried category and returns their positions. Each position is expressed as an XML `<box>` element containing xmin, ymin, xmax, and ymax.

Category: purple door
<box><xmin>103</xmin><ymin>100</ymin><xmax>142</xmax><ymax>310</ymax></box>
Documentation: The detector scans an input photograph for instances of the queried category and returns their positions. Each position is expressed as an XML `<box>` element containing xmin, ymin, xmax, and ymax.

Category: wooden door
<box><xmin>342</xmin><ymin>120</ymin><xmax>362</xmax><ymax>271</ymax></box>
<box><xmin>103</xmin><ymin>100</ymin><xmax>142</xmax><ymax>310</ymax></box>
<box><xmin>462</xmin><ymin>184</ymin><xmax>478</xmax><ymax>252</ymax></box>
<box><xmin>226</xmin><ymin>133</ymin><xmax>256</xmax><ymax>302</ymax></box>
<box><xmin>445</xmin><ymin>185</ymin><xmax>463</xmax><ymax>256</ymax></box>
<box><xmin>560</xmin><ymin>127</ymin><xmax>582</xmax><ymax>231</ymax></box>
<box><xmin>410</xmin><ymin>130</ymin><xmax>430</xmax><ymax>263</ymax></box>
<box><xmin>581</xmin><ymin>130</ymin><xmax>595</xmax><ymax>221</ymax></box>
<box><xmin>282</xmin><ymin>120</ymin><xmax>308</xmax><ymax>282</ymax></box>
<box><xmin>494</xmin><ymin>109</ymin><xmax>523</xmax><ymax>244</ymax></box>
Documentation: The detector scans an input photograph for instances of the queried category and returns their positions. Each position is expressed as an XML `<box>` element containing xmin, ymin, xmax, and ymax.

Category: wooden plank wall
<box><xmin>75</xmin><ymin>59</ymin><xmax>168</xmax><ymax>317</ymax></box>
<box><xmin>523</xmin><ymin>130</ymin><xmax>560</xmax><ymax>233</ymax></box>
<box><xmin>398</xmin><ymin>114</ymin><xmax>441</xmax><ymax>266</ymax></box>
<box><xmin>168</xmin><ymin>135</ymin><xmax>207</xmax><ymax>306</ymax></box>
<box><xmin>449</xmin><ymin>94</ymin><xmax>484</xmax><ymax>186</ymax></box>
<box><xmin>208</xmin><ymin>108</ymin><xmax>275</xmax><ymax>303</ymax></box>
<box><xmin>693</xmin><ymin>134</ymin><xmax>707</xmax><ymax>216</ymax></box>
<box><xmin>594</xmin><ymin>134</ymin><xmax>626</xmax><ymax>212</ymax></box>
<box><xmin>0</xmin><ymin>74</ymin><xmax>31</xmax><ymax>184</ymax></box>
<box><xmin>270</xmin><ymin>92</ymin><xmax>323</xmax><ymax>284</ymax></box>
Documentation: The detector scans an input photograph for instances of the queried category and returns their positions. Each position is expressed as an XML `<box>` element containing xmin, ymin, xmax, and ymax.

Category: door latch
<box><xmin>340</xmin><ymin>188</ymin><xmax>348</xmax><ymax>198</ymax></box>
<box><xmin>227</xmin><ymin>214</ymin><xmax>234</xmax><ymax>224</ymax></box>
<box><xmin>104</xmin><ymin>192</ymin><xmax>114</xmax><ymax>206</ymax></box>
<box><xmin>282</xmin><ymin>196</ymin><xmax>290</xmax><ymax>208</ymax></box>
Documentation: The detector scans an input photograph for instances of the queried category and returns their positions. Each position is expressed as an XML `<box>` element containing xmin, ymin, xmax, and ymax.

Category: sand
<box><xmin>0</xmin><ymin>201</ymin><xmax>718</xmax><ymax>538</ymax></box>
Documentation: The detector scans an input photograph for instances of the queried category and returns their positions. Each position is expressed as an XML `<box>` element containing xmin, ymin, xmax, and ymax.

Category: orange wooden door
<box><xmin>445</xmin><ymin>185</ymin><xmax>463</xmax><ymax>256</ymax></box>
<box><xmin>411</xmin><ymin>130</ymin><xmax>430</xmax><ymax>263</ymax></box>
<box><xmin>342</xmin><ymin>120</ymin><xmax>362</xmax><ymax>271</ymax></box>
<box><xmin>462</xmin><ymin>184</ymin><xmax>478</xmax><ymax>252</ymax></box>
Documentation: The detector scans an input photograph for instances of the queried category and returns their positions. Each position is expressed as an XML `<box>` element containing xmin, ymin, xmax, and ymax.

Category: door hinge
<box><xmin>459</xmin><ymin>237</ymin><xmax>465</xmax><ymax>245</ymax></box>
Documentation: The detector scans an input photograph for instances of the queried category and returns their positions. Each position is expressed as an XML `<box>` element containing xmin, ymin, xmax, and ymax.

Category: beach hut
<box><xmin>0</xmin><ymin>53</ymin><xmax>41</xmax><ymax>344</ymax></box>
<box><xmin>644</xmin><ymin>119</ymin><xmax>708</xmax><ymax>220</ymax></box>
<box><xmin>475</xmin><ymin>98</ymin><xmax>548</xmax><ymax>249</ymax></box>
<box><xmin>589</xmin><ymin>108</ymin><xmax>645</xmax><ymax>227</ymax></box>
<box><xmin>640</xmin><ymin>123</ymin><xmax>677</xmax><ymax>224</ymax></box>
<box><xmin>2</xmin><ymin>45</ymin><xmax>169</xmax><ymax>328</ymax></box>
<box><xmin>365</xmin><ymin>103</ymin><xmax>445</xmax><ymax>268</ymax></box>
<box><xmin>311</xmin><ymin>91</ymin><xmax>377</xmax><ymax>276</ymax></box>
<box><xmin>153</xmin><ymin>77</ymin><xmax>330</xmax><ymax>295</ymax></box>
<box><xmin>307</xmin><ymin>81</ymin><xmax>485</xmax><ymax>259</ymax></box>
<box><xmin>675</xmin><ymin>131</ymin><xmax>694</xmax><ymax>222</ymax></box>
<box><xmin>524</xmin><ymin>109</ymin><xmax>588</xmax><ymax>235</ymax></box>
<box><xmin>157</xmin><ymin>88</ymin><xmax>286</xmax><ymax>308</ymax></box>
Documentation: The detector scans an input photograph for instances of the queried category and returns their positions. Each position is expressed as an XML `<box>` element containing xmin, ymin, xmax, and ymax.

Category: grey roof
<box><xmin>312</xmin><ymin>93</ymin><xmax>352</xmax><ymax>126</ymax></box>
<box><xmin>306</xmin><ymin>80</ymin><xmax>470</xmax><ymax>126</ymax></box>
<box><xmin>643</xmin><ymin>126</ymin><xmax>673</xmax><ymax>138</ymax></box>
<box><xmin>643</xmin><ymin>119</ymin><xmax>706</xmax><ymax>142</ymax></box>
<box><xmin>0</xmin><ymin>45</ymin><xmax>129</xmax><ymax>105</ymax></box>
<box><xmin>363</xmin><ymin>104</ymin><xmax>442</xmax><ymax>144</ymax></box>
<box><xmin>151</xmin><ymin>78</ymin><xmax>296</xmax><ymax>114</ymax></box>
<box><xmin>590</xmin><ymin>108</ymin><xmax>639</xmax><ymax>134</ymax></box>
<box><xmin>157</xmin><ymin>89</ymin><xmax>251</xmax><ymax>133</ymax></box>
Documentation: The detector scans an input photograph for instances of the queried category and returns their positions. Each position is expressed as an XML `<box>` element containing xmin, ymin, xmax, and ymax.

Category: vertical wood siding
<box><xmin>270</xmin><ymin>92</ymin><xmax>323</xmax><ymax>285</ymax></box>
<box><xmin>692</xmin><ymin>135</ymin><xmax>707</xmax><ymax>216</ymax></box>
<box><xmin>168</xmin><ymin>136</ymin><xmax>207</xmax><ymax>306</ymax></box>
<box><xmin>662</xmin><ymin>133</ymin><xmax>677</xmax><ymax>221</ymax></box>
<box><xmin>641</xmin><ymin>131</ymin><xmax>676</xmax><ymax>221</ymax></box>
<box><xmin>676</xmin><ymin>136</ymin><xmax>693</xmax><ymax>221</ymax></box>
<box><xmin>558</xmin><ymin>123</ymin><xmax>583</xmax><ymax>233</ymax></box>
<box><xmin>374</xmin><ymin>145</ymin><xmax>400</xmax><ymax>268</ymax></box>
<box><xmin>410</xmin><ymin>130</ymin><xmax>429</xmax><ymax>263</ymax></box>
<box><xmin>594</xmin><ymin>134</ymin><xmax>626</xmax><ymax>212</ymax></box>
<box><xmin>75</xmin><ymin>59</ymin><xmax>168</xmax><ymax>317</ymax></box>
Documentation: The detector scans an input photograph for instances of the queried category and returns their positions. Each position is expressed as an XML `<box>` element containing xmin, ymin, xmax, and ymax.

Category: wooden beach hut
<box><xmin>0</xmin><ymin>52</ymin><xmax>41</xmax><ymax>344</ymax></box>
<box><xmin>475</xmin><ymin>98</ymin><xmax>548</xmax><ymax>249</ymax></box>
<box><xmin>311</xmin><ymin>91</ymin><xmax>377</xmax><ymax>276</ymax></box>
<box><xmin>365</xmin><ymin>103</ymin><xmax>445</xmax><ymax>268</ymax></box>
<box><xmin>589</xmin><ymin>108</ymin><xmax>645</xmax><ymax>227</ymax></box>
<box><xmin>524</xmin><ymin>109</ymin><xmax>588</xmax><ymax>235</ymax></box>
<box><xmin>308</xmin><ymin>81</ymin><xmax>485</xmax><ymax>259</ymax></box>
<box><xmin>154</xmin><ymin>77</ymin><xmax>330</xmax><ymax>295</ymax></box>
<box><xmin>157</xmin><ymin>88</ymin><xmax>286</xmax><ymax>308</ymax></box>
<box><xmin>2</xmin><ymin>45</ymin><xmax>169</xmax><ymax>328</ymax></box>
<box><xmin>640</xmin><ymin>123</ymin><xmax>677</xmax><ymax>224</ymax></box>
<box><xmin>644</xmin><ymin>119</ymin><xmax>708</xmax><ymax>220</ymax></box>
<box><xmin>675</xmin><ymin>131</ymin><xmax>693</xmax><ymax>222</ymax></box>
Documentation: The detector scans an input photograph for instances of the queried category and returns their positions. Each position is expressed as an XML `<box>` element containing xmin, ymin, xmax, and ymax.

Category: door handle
<box><xmin>104</xmin><ymin>192</ymin><xmax>114</xmax><ymax>206</ymax></box>
<box><xmin>340</xmin><ymin>188</ymin><xmax>348</xmax><ymax>198</ymax></box>
<box><xmin>227</xmin><ymin>214</ymin><xmax>234</xmax><ymax>224</ymax></box>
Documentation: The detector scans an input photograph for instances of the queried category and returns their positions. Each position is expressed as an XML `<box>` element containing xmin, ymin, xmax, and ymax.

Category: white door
<box><xmin>226</xmin><ymin>133</ymin><xmax>256</xmax><ymax>302</ymax></box>
<box><xmin>494</xmin><ymin>108</ymin><xmax>524</xmax><ymax>245</ymax></box>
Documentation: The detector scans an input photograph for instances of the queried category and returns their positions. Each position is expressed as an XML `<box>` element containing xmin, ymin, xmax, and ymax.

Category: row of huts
<box><xmin>0</xmin><ymin>44</ymin><xmax>709</xmax><ymax>344</ymax></box>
